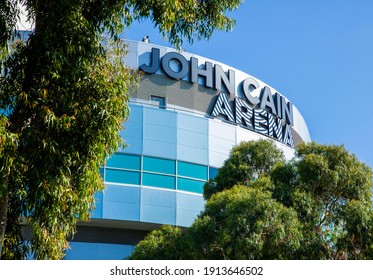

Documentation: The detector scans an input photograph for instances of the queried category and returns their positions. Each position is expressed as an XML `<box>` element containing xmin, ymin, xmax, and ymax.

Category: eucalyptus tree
<box><xmin>0</xmin><ymin>0</ymin><xmax>243</xmax><ymax>259</ymax></box>
<box><xmin>131</xmin><ymin>140</ymin><xmax>373</xmax><ymax>259</ymax></box>
<box><xmin>130</xmin><ymin>183</ymin><xmax>303</xmax><ymax>260</ymax></box>
<box><xmin>272</xmin><ymin>142</ymin><xmax>373</xmax><ymax>259</ymax></box>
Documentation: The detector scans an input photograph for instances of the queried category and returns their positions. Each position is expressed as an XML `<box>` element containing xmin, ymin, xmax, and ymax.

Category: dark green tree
<box><xmin>0</xmin><ymin>0</ymin><xmax>243</xmax><ymax>259</ymax></box>
<box><xmin>130</xmin><ymin>182</ymin><xmax>303</xmax><ymax>260</ymax></box>
<box><xmin>272</xmin><ymin>142</ymin><xmax>373</xmax><ymax>259</ymax></box>
<box><xmin>130</xmin><ymin>140</ymin><xmax>373</xmax><ymax>259</ymax></box>
<box><xmin>128</xmin><ymin>225</ymin><xmax>189</xmax><ymax>260</ymax></box>
<box><xmin>204</xmin><ymin>139</ymin><xmax>285</xmax><ymax>199</ymax></box>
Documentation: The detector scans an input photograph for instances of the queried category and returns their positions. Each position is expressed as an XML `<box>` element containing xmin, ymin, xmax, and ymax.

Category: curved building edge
<box><xmin>64</xmin><ymin>41</ymin><xmax>311</xmax><ymax>260</ymax></box>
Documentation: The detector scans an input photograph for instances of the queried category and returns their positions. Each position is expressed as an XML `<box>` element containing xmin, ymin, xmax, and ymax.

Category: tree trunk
<box><xmin>0</xmin><ymin>193</ymin><xmax>8</xmax><ymax>259</ymax></box>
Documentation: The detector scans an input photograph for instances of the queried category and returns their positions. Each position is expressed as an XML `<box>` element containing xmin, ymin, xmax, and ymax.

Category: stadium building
<box><xmin>64</xmin><ymin>40</ymin><xmax>311</xmax><ymax>259</ymax></box>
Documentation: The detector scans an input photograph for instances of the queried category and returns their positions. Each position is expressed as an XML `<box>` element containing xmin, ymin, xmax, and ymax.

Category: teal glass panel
<box><xmin>106</xmin><ymin>153</ymin><xmax>141</xmax><ymax>170</ymax></box>
<box><xmin>177</xmin><ymin>161</ymin><xmax>208</xmax><ymax>180</ymax></box>
<box><xmin>177</xmin><ymin>178</ymin><xmax>204</xmax><ymax>194</ymax></box>
<box><xmin>143</xmin><ymin>156</ymin><xmax>175</xmax><ymax>175</ymax></box>
<box><xmin>142</xmin><ymin>173</ymin><xmax>175</xmax><ymax>190</ymax></box>
<box><xmin>209</xmin><ymin>167</ymin><xmax>219</xmax><ymax>179</ymax></box>
<box><xmin>105</xmin><ymin>169</ymin><xmax>140</xmax><ymax>185</ymax></box>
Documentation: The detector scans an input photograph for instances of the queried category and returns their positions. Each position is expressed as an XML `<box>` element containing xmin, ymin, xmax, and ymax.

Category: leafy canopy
<box><xmin>0</xmin><ymin>0</ymin><xmax>243</xmax><ymax>259</ymax></box>
<box><xmin>131</xmin><ymin>140</ymin><xmax>373</xmax><ymax>259</ymax></box>
<box><xmin>204</xmin><ymin>139</ymin><xmax>285</xmax><ymax>199</ymax></box>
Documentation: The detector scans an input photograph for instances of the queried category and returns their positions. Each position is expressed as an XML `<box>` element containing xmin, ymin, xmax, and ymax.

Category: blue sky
<box><xmin>124</xmin><ymin>0</ymin><xmax>373</xmax><ymax>168</ymax></box>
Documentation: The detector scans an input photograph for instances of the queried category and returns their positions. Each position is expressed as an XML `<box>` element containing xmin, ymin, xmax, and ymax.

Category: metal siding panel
<box><xmin>177</xmin><ymin>145</ymin><xmax>208</xmax><ymax>165</ymax></box>
<box><xmin>143</xmin><ymin>108</ymin><xmax>177</xmax><ymax>159</ymax></box>
<box><xmin>90</xmin><ymin>191</ymin><xmax>103</xmax><ymax>219</ymax></box>
<box><xmin>120</xmin><ymin>105</ymin><xmax>143</xmax><ymax>154</ymax></box>
<box><xmin>103</xmin><ymin>185</ymin><xmax>141</xmax><ymax>221</ymax></box>
<box><xmin>176</xmin><ymin>192</ymin><xmax>204</xmax><ymax>211</ymax></box>
<box><xmin>140</xmin><ymin>188</ymin><xmax>176</xmax><ymax>225</ymax></box>
<box><xmin>208</xmin><ymin>119</ymin><xmax>236</xmax><ymax>167</ymax></box>
<box><xmin>176</xmin><ymin>193</ymin><xmax>204</xmax><ymax>227</ymax></box>
<box><xmin>143</xmin><ymin>139</ymin><xmax>177</xmax><ymax>159</ymax></box>
<box><xmin>177</xmin><ymin>129</ymin><xmax>208</xmax><ymax>149</ymax></box>
<box><xmin>177</xmin><ymin>113</ymin><xmax>208</xmax><ymax>164</ymax></box>
<box><xmin>177</xmin><ymin>113</ymin><xmax>208</xmax><ymax>132</ymax></box>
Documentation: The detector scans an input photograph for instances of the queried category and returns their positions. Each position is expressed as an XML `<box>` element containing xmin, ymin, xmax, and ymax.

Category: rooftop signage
<box><xmin>139</xmin><ymin>48</ymin><xmax>295</xmax><ymax>147</ymax></box>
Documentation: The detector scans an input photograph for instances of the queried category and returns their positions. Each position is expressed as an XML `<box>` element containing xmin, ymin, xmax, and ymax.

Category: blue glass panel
<box><xmin>177</xmin><ymin>161</ymin><xmax>208</xmax><ymax>180</ymax></box>
<box><xmin>105</xmin><ymin>169</ymin><xmax>140</xmax><ymax>185</ymax></box>
<box><xmin>96</xmin><ymin>244</ymin><xmax>135</xmax><ymax>260</ymax></box>
<box><xmin>91</xmin><ymin>191</ymin><xmax>103</xmax><ymax>219</ymax></box>
<box><xmin>151</xmin><ymin>96</ymin><xmax>166</xmax><ymax>108</ymax></box>
<box><xmin>177</xmin><ymin>178</ymin><xmax>204</xmax><ymax>194</ymax></box>
<box><xmin>209</xmin><ymin>167</ymin><xmax>219</xmax><ymax>179</ymax></box>
<box><xmin>142</xmin><ymin>173</ymin><xmax>175</xmax><ymax>189</ymax></box>
<box><xmin>106</xmin><ymin>153</ymin><xmax>141</xmax><ymax>170</ymax></box>
<box><xmin>64</xmin><ymin>242</ymin><xmax>135</xmax><ymax>260</ymax></box>
<box><xmin>143</xmin><ymin>156</ymin><xmax>175</xmax><ymax>175</ymax></box>
<box><xmin>63</xmin><ymin>242</ymin><xmax>96</xmax><ymax>260</ymax></box>
<box><xmin>99</xmin><ymin>168</ymin><xmax>104</xmax><ymax>179</ymax></box>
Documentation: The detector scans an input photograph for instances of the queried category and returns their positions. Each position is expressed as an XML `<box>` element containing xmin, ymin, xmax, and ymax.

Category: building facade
<box><xmin>64</xmin><ymin>41</ymin><xmax>311</xmax><ymax>259</ymax></box>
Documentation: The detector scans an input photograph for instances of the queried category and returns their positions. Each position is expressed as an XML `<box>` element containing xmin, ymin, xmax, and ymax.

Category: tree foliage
<box><xmin>131</xmin><ymin>140</ymin><xmax>373</xmax><ymax>259</ymax></box>
<box><xmin>1</xmin><ymin>1</ymin><xmax>17</xmax><ymax>50</ymax></box>
<box><xmin>0</xmin><ymin>0</ymin><xmax>243</xmax><ymax>259</ymax></box>
<box><xmin>204</xmin><ymin>140</ymin><xmax>285</xmax><ymax>199</ymax></box>
<box><xmin>128</xmin><ymin>225</ymin><xmax>188</xmax><ymax>260</ymax></box>
<box><xmin>273</xmin><ymin>142</ymin><xmax>373</xmax><ymax>259</ymax></box>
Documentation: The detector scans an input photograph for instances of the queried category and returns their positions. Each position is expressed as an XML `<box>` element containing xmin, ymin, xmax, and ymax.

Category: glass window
<box><xmin>178</xmin><ymin>161</ymin><xmax>208</xmax><ymax>180</ymax></box>
<box><xmin>209</xmin><ymin>167</ymin><xmax>219</xmax><ymax>180</ymax></box>
<box><xmin>142</xmin><ymin>173</ymin><xmax>175</xmax><ymax>190</ymax></box>
<box><xmin>177</xmin><ymin>178</ymin><xmax>204</xmax><ymax>194</ymax></box>
<box><xmin>105</xmin><ymin>169</ymin><xmax>140</xmax><ymax>185</ymax></box>
<box><xmin>106</xmin><ymin>153</ymin><xmax>141</xmax><ymax>170</ymax></box>
<box><xmin>143</xmin><ymin>156</ymin><xmax>175</xmax><ymax>175</ymax></box>
<box><xmin>151</xmin><ymin>96</ymin><xmax>166</xmax><ymax>109</ymax></box>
